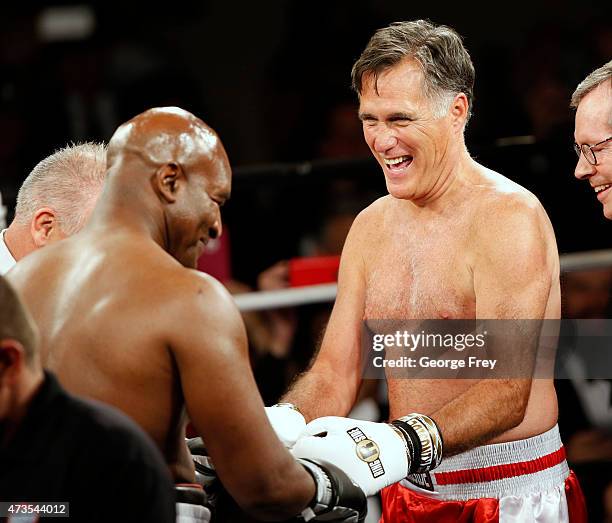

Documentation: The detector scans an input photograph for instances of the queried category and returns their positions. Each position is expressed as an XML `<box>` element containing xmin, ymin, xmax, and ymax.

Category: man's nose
<box><xmin>208</xmin><ymin>208</ymin><xmax>222</xmax><ymax>240</ymax></box>
<box><xmin>373</xmin><ymin>127</ymin><xmax>398</xmax><ymax>153</ymax></box>
<box><xmin>574</xmin><ymin>153</ymin><xmax>596</xmax><ymax>180</ymax></box>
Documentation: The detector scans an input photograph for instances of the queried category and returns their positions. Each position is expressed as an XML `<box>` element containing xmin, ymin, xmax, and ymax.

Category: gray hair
<box><xmin>15</xmin><ymin>142</ymin><xmax>107</xmax><ymax>235</ymax></box>
<box><xmin>0</xmin><ymin>275</ymin><xmax>39</xmax><ymax>368</ymax></box>
<box><xmin>570</xmin><ymin>60</ymin><xmax>612</xmax><ymax>110</ymax></box>
<box><xmin>351</xmin><ymin>20</ymin><xmax>475</xmax><ymax>122</ymax></box>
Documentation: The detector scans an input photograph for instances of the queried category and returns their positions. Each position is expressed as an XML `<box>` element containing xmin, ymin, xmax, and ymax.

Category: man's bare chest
<box><xmin>363</xmin><ymin>231</ymin><xmax>475</xmax><ymax>319</ymax></box>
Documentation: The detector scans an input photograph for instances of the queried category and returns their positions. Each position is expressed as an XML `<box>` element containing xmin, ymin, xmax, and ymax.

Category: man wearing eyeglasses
<box><xmin>572</xmin><ymin>60</ymin><xmax>612</xmax><ymax>219</ymax></box>
<box><xmin>569</xmin><ymin>58</ymin><xmax>612</xmax><ymax>523</ymax></box>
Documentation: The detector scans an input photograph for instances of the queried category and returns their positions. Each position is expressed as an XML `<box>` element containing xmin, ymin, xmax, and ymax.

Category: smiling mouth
<box><xmin>383</xmin><ymin>155</ymin><xmax>413</xmax><ymax>172</ymax></box>
<box><xmin>594</xmin><ymin>183</ymin><xmax>611</xmax><ymax>194</ymax></box>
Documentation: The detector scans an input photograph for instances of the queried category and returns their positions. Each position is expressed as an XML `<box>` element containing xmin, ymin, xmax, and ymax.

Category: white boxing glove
<box><xmin>265</xmin><ymin>403</ymin><xmax>306</xmax><ymax>448</ymax></box>
<box><xmin>292</xmin><ymin>417</ymin><xmax>407</xmax><ymax>497</ymax></box>
<box><xmin>292</xmin><ymin>414</ymin><xmax>443</xmax><ymax>498</ymax></box>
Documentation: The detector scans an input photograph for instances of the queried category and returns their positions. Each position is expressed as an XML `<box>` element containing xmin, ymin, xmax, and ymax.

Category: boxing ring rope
<box><xmin>559</xmin><ymin>249</ymin><xmax>612</xmax><ymax>272</ymax></box>
<box><xmin>233</xmin><ymin>249</ymin><xmax>612</xmax><ymax>312</ymax></box>
<box><xmin>234</xmin><ymin>283</ymin><xmax>338</xmax><ymax>312</ymax></box>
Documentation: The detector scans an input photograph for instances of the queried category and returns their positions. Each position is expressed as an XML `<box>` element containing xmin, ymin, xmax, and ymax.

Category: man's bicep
<box><xmin>474</xmin><ymin>205</ymin><xmax>557</xmax><ymax>319</ymax></box>
<box><xmin>170</xmin><ymin>285</ymin><xmax>294</xmax><ymax>496</ymax></box>
<box><xmin>311</xmin><ymin>233</ymin><xmax>365</xmax><ymax>392</ymax></box>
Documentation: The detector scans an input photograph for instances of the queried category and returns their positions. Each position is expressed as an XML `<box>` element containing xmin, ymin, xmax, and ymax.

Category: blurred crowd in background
<box><xmin>0</xmin><ymin>1</ymin><xmax>610</xmax><ymax>519</ymax></box>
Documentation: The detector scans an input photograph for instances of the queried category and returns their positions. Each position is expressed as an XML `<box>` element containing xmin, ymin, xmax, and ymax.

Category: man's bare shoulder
<box><xmin>471</xmin><ymin>166</ymin><xmax>542</xmax><ymax>212</ymax></box>
<box><xmin>158</xmin><ymin>268</ymin><xmax>247</xmax><ymax>365</ymax></box>
<box><xmin>336</xmin><ymin>196</ymin><xmax>394</xmax><ymax>265</ymax></box>
<box><xmin>469</xmin><ymin>166</ymin><xmax>551</xmax><ymax>233</ymax></box>
<box><xmin>151</xmin><ymin>264</ymin><xmax>238</xmax><ymax>319</ymax></box>
<box><xmin>348</xmin><ymin>195</ymin><xmax>393</xmax><ymax>234</ymax></box>
<box><xmin>170</xmin><ymin>269</ymin><xmax>234</xmax><ymax>304</ymax></box>
<box><xmin>468</xmin><ymin>165</ymin><xmax>557</xmax><ymax>264</ymax></box>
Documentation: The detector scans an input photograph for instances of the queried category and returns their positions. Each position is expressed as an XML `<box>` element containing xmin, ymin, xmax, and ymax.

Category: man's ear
<box><xmin>30</xmin><ymin>208</ymin><xmax>59</xmax><ymax>248</ymax></box>
<box><xmin>154</xmin><ymin>163</ymin><xmax>184</xmax><ymax>204</ymax></box>
<box><xmin>0</xmin><ymin>340</ymin><xmax>25</xmax><ymax>386</ymax></box>
<box><xmin>449</xmin><ymin>93</ymin><xmax>469</xmax><ymax>130</ymax></box>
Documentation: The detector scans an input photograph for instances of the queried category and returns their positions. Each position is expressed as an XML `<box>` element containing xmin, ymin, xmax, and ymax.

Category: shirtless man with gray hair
<box><xmin>272</xmin><ymin>20</ymin><xmax>587</xmax><ymax>522</ymax></box>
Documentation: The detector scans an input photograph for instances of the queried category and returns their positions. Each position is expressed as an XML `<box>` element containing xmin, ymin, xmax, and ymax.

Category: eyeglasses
<box><xmin>573</xmin><ymin>136</ymin><xmax>612</xmax><ymax>165</ymax></box>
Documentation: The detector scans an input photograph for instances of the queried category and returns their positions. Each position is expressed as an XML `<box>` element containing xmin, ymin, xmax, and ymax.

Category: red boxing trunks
<box><xmin>381</xmin><ymin>425</ymin><xmax>587</xmax><ymax>522</ymax></box>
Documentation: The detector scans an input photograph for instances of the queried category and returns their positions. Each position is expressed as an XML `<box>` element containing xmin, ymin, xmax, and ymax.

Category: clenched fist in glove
<box><xmin>292</xmin><ymin>414</ymin><xmax>443</xmax><ymax>497</ymax></box>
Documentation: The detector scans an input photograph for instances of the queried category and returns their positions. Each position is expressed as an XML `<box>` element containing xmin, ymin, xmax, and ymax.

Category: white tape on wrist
<box><xmin>297</xmin><ymin>459</ymin><xmax>333</xmax><ymax>521</ymax></box>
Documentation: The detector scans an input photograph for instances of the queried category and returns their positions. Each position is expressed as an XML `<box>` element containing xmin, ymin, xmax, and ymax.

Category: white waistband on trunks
<box><xmin>400</xmin><ymin>424</ymin><xmax>569</xmax><ymax>500</ymax></box>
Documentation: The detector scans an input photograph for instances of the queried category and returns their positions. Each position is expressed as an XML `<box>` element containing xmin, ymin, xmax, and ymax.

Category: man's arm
<box><xmin>281</xmin><ymin>215</ymin><xmax>367</xmax><ymax>420</ymax></box>
<box><xmin>171</xmin><ymin>273</ymin><xmax>313</xmax><ymax>519</ymax></box>
<box><xmin>431</xmin><ymin>196</ymin><xmax>560</xmax><ymax>455</ymax></box>
<box><xmin>172</xmin><ymin>272</ymin><xmax>366</xmax><ymax>521</ymax></box>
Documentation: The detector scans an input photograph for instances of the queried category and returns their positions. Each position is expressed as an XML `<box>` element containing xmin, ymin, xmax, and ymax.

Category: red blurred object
<box><xmin>197</xmin><ymin>226</ymin><xmax>232</xmax><ymax>283</ymax></box>
<box><xmin>186</xmin><ymin>422</ymin><xmax>198</xmax><ymax>438</ymax></box>
<box><xmin>288</xmin><ymin>255</ymin><xmax>341</xmax><ymax>287</ymax></box>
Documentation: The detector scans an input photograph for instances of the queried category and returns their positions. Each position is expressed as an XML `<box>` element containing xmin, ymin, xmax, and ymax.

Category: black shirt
<box><xmin>0</xmin><ymin>372</ymin><xmax>175</xmax><ymax>522</ymax></box>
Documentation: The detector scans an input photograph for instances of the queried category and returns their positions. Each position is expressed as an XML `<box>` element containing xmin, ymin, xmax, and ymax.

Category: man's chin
<box><xmin>175</xmin><ymin>250</ymin><xmax>199</xmax><ymax>269</ymax></box>
<box><xmin>386</xmin><ymin>182</ymin><xmax>416</xmax><ymax>201</ymax></box>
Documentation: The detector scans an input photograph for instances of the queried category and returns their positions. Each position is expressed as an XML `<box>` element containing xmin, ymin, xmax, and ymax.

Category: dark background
<box><xmin>1</xmin><ymin>3</ymin><xmax>611</xmax><ymax>519</ymax></box>
<box><xmin>1</xmin><ymin>1</ymin><xmax>610</xmax><ymax>284</ymax></box>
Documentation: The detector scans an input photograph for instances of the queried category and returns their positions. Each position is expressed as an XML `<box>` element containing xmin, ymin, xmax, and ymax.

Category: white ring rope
<box><xmin>234</xmin><ymin>283</ymin><xmax>338</xmax><ymax>312</ymax></box>
<box><xmin>234</xmin><ymin>249</ymin><xmax>612</xmax><ymax>312</ymax></box>
<box><xmin>559</xmin><ymin>249</ymin><xmax>612</xmax><ymax>273</ymax></box>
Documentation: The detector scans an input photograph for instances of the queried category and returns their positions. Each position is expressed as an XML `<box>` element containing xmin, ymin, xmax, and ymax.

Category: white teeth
<box><xmin>594</xmin><ymin>184</ymin><xmax>611</xmax><ymax>193</ymax></box>
<box><xmin>383</xmin><ymin>155</ymin><xmax>411</xmax><ymax>166</ymax></box>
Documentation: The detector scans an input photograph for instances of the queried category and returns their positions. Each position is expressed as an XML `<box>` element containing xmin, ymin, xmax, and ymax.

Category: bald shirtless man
<box><xmin>7</xmin><ymin>107</ymin><xmax>369</xmax><ymax>522</ymax></box>
<box><xmin>265</xmin><ymin>21</ymin><xmax>587</xmax><ymax>522</ymax></box>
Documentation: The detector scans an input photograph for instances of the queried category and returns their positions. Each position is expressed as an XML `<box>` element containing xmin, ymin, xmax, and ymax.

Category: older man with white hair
<box><xmin>0</xmin><ymin>142</ymin><xmax>106</xmax><ymax>274</ymax></box>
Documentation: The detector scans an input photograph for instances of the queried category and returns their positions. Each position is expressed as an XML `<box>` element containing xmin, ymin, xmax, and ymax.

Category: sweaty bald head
<box><xmin>101</xmin><ymin>106</ymin><xmax>231</xmax><ymax>268</ymax></box>
<box><xmin>107</xmin><ymin>106</ymin><xmax>224</xmax><ymax>170</ymax></box>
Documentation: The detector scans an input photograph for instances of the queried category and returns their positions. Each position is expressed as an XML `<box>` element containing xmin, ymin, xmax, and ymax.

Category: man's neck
<box><xmin>409</xmin><ymin>149</ymin><xmax>475</xmax><ymax>211</ymax></box>
<box><xmin>1</xmin><ymin>368</ymin><xmax>44</xmax><ymax>449</ymax></box>
<box><xmin>3</xmin><ymin>223</ymin><xmax>36</xmax><ymax>262</ymax></box>
<box><xmin>88</xmin><ymin>181</ymin><xmax>168</xmax><ymax>253</ymax></box>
